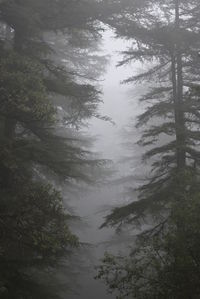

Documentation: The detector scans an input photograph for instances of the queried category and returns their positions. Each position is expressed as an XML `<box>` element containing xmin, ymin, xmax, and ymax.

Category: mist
<box><xmin>1</xmin><ymin>1</ymin><xmax>200</xmax><ymax>299</ymax></box>
<box><xmin>66</xmin><ymin>29</ymin><xmax>139</xmax><ymax>299</ymax></box>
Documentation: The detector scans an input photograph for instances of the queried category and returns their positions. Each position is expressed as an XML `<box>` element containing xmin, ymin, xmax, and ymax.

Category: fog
<box><xmin>67</xmin><ymin>29</ymin><xmax>141</xmax><ymax>299</ymax></box>
<box><xmin>89</xmin><ymin>29</ymin><xmax>140</xmax><ymax>161</ymax></box>
<box><xmin>3</xmin><ymin>1</ymin><xmax>200</xmax><ymax>298</ymax></box>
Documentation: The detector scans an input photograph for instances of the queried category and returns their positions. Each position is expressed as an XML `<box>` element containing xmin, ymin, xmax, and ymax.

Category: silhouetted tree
<box><xmin>0</xmin><ymin>0</ymin><xmax>107</xmax><ymax>297</ymax></box>
<box><xmin>98</xmin><ymin>1</ymin><xmax>200</xmax><ymax>298</ymax></box>
<box><xmin>102</xmin><ymin>0</ymin><xmax>200</xmax><ymax>228</ymax></box>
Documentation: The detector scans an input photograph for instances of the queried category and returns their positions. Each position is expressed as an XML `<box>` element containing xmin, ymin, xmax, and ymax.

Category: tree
<box><xmin>0</xmin><ymin>0</ymin><xmax>107</xmax><ymax>297</ymax></box>
<box><xmin>97</xmin><ymin>173</ymin><xmax>200</xmax><ymax>298</ymax></box>
<box><xmin>97</xmin><ymin>1</ymin><xmax>200</xmax><ymax>297</ymax></box>
<box><xmin>101</xmin><ymin>0</ymin><xmax>200</xmax><ymax>227</ymax></box>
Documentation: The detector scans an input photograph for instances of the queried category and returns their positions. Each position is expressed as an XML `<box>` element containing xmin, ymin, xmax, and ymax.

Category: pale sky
<box><xmin>88</xmin><ymin>28</ymin><xmax>142</xmax><ymax>161</ymax></box>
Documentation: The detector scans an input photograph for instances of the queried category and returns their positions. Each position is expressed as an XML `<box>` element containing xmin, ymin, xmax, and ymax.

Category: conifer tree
<box><xmin>0</xmin><ymin>0</ymin><xmax>106</xmax><ymax>297</ymax></box>
<box><xmin>102</xmin><ymin>0</ymin><xmax>200</xmax><ymax>227</ymax></box>
<box><xmin>97</xmin><ymin>1</ymin><xmax>200</xmax><ymax>297</ymax></box>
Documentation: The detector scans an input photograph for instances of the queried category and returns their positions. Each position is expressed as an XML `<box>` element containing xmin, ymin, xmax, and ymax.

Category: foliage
<box><xmin>98</xmin><ymin>196</ymin><xmax>200</xmax><ymax>298</ymax></box>
<box><xmin>97</xmin><ymin>1</ymin><xmax>200</xmax><ymax>298</ymax></box>
<box><xmin>97</xmin><ymin>171</ymin><xmax>200</xmax><ymax>299</ymax></box>
<box><xmin>101</xmin><ymin>0</ymin><xmax>200</xmax><ymax>227</ymax></box>
<box><xmin>0</xmin><ymin>0</ymin><xmax>107</xmax><ymax>297</ymax></box>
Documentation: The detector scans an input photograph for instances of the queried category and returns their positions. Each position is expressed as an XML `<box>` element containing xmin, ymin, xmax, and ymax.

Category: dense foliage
<box><xmin>97</xmin><ymin>0</ymin><xmax>200</xmax><ymax>298</ymax></box>
<box><xmin>0</xmin><ymin>0</ymin><xmax>107</xmax><ymax>298</ymax></box>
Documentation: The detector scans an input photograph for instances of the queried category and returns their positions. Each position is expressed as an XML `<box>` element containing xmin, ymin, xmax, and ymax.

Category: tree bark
<box><xmin>176</xmin><ymin>50</ymin><xmax>186</xmax><ymax>169</ymax></box>
<box><xmin>3</xmin><ymin>29</ymin><xmax>22</xmax><ymax>140</ymax></box>
<box><xmin>4</xmin><ymin>118</ymin><xmax>16</xmax><ymax>139</ymax></box>
<box><xmin>173</xmin><ymin>0</ymin><xmax>186</xmax><ymax>170</ymax></box>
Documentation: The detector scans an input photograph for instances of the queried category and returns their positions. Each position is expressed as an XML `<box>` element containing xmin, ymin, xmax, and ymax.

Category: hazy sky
<box><xmin>88</xmin><ymin>28</ymin><xmax>142</xmax><ymax>161</ymax></box>
<box><xmin>69</xmin><ymin>29</ymin><xmax>142</xmax><ymax>299</ymax></box>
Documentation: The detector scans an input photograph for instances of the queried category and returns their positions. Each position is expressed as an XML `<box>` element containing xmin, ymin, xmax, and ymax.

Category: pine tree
<box><xmin>102</xmin><ymin>0</ymin><xmax>200</xmax><ymax>227</ymax></box>
<box><xmin>97</xmin><ymin>173</ymin><xmax>200</xmax><ymax>298</ymax></box>
<box><xmin>97</xmin><ymin>1</ymin><xmax>200</xmax><ymax>297</ymax></box>
<box><xmin>0</xmin><ymin>0</ymin><xmax>106</xmax><ymax>297</ymax></box>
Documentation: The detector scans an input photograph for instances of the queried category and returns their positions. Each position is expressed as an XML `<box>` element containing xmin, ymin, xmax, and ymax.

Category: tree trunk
<box><xmin>3</xmin><ymin>29</ymin><xmax>22</xmax><ymax>140</ymax></box>
<box><xmin>5</xmin><ymin>24</ymin><xmax>13</xmax><ymax>50</ymax></box>
<box><xmin>173</xmin><ymin>0</ymin><xmax>186</xmax><ymax>170</ymax></box>
<box><xmin>4</xmin><ymin>118</ymin><xmax>16</xmax><ymax>139</ymax></box>
<box><xmin>176</xmin><ymin>50</ymin><xmax>186</xmax><ymax>169</ymax></box>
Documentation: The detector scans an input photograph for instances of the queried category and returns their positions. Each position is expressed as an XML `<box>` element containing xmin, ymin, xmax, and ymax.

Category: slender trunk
<box><xmin>176</xmin><ymin>50</ymin><xmax>186</xmax><ymax>169</ymax></box>
<box><xmin>173</xmin><ymin>0</ymin><xmax>186</xmax><ymax>170</ymax></box>
<box><xmin>175</xmin><ymin>0</ymin><xmax>180</xmax><ymax>28</ymax></box>
<box><xmin>5</xmin><ymin>25</ymin><xmax>13</xmax><ymax>50</ymax></box>
<box><xmin>14</xmin><ymin>28</ymin><xmax>24</xmax><ymax>52</ymax></box>
<box><xmin>4</xmin><ymin>30</ymin><xmax>22</xmax><ymax>139</ymax></box>
<box><xmin>2</xmin><ymin>29</ymin><xmax>23</xmax><ymax>188</ymax></box>
<box><xmin>4</xmin><ymin>118</ymin><xmax>16</xmax><ymax>139</ymax></box>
